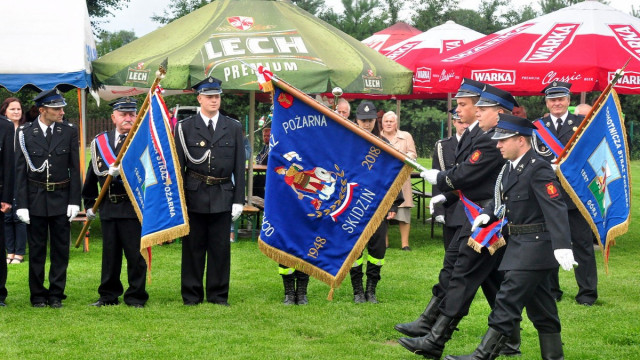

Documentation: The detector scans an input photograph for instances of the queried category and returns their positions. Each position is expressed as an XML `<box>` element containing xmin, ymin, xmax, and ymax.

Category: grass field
<box><xmin>1</xmin><ymin>161</ymin><xmax>639</xmax><ymax>359</ymax></box>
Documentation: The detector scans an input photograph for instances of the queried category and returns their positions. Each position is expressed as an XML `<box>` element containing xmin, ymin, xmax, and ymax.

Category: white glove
<box><xmin>419</xmin><ymin>169</ymin><xmax>439</xmax><ymax>185</ymax></box>
<box><xmin>108</xmin><ymin>165</ymin><xmax>121</xmax><ymax>178</ymax></box>
<box><xmin>551</xmin><ymin>164</ymin><xmax>558</xmax><ymax>172</ymax></box>
<box><xmin>435</xmin><ymin>215</ymin><xmax>445</xmax><ymax>224</ymax></box>
<box><xmin>554</xmin><ymin>249</ymin><xmax>578</xmax><ymax>271</ymax></box>
<box><xmin>231</xmin><ymin>203</ymin><xmax>243</xmax><ymax>222</ymax></box>
<box><xmin>429</xmin><ymin>194</ymin><xmax>446</xmax><ymax>215</ymax></box>
<box><xmin>67</xmin><ymin>205</ymin><xmax>80</xmax><ymax>222</ymax></box>
<box><xmin>86</xmin><ymin>208</ymin><xmax>96</xmax><ymax>221</ymax></box>
<box><xmin>16</xmin><ymin>208</ymin><xmax>30</xmax><ymax>224</ymax></box>
<box><xmin>471</xmin><ymin>214</ymin><xmax>491</xmax><ymax>232</ymax></box>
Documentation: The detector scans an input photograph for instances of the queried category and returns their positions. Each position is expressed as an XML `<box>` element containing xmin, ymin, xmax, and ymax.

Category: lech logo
<box><xmin>227</xmin><ymin>16</ymin><xmax>254</xmax><ymax>31</ymax></box>
<box><xmin>126</xmin><ymin>62</ymin><xmax>150</xmax><ymax>86</ymax></box>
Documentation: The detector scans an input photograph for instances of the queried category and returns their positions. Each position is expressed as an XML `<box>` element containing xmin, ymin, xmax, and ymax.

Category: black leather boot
<box><xmin>394</xmin><ymin>296</ymin><xmax>443</xmax><ymax>337</ymax></box>
<box><xmin>295</xmin><ymin>272</ymin><xmax>309</xmax><ymax>305</ymax></box>
<box><xmin>539</xmin><ymin>333</ymin><xmax>564</xmax><ymax>360</ymax></box>
<box><xmin>443</xmin><ymin>327</ymin><xmax>508</xmax><ymax>360</ymax></box>
<box><xmin>350</xmin><ymin>265</ymin><xmax>365</xmax><ymax>303</ymax></box>
<box><xmin>365</xmin><ymin>262</ymin><xmax>382</xmax><ymax>303</ymax></box>
<box><xmin>499</xmin><ymin>323</ymin><xmax>521</xmax><ymax>356</ymax></box>
<box><xmin>398</xmin><ymin>315</ymin><xmax>461</xmax><ymax>359</ymax></box>
<box><xmin>282</xmin><ymin>274</ymin><xmax>296</xmax><ymax>305</ymax></box>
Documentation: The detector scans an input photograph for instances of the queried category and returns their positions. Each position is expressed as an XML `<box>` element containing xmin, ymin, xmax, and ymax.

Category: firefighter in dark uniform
<box><xmin>444</xmin><ymin>114</ymin><xmax>576</xmax><ymax>360</ymax></box>
<box><xmin>537</xmin><ymin>81</ymin><xmax>598</xmax><ymax>306</ymax></box>
<box><xmin>174</xmin><ymin>77</ymin><xmax>245</xmax><ymax>306</ymax></box>
<box><xmin>0</xmin><ymin>111</ymin><xmax>15</xmax><ymax>307</ymax></box>
<box><xmin>15</xmin><ymin>89</ymin><xmax>81</xmax><ymax>308</ymax></box>
<box><xmin>349</xmin><ymin>101</ymin><xmax>403</xmax><ymax>304</ymax></box>
<box><xmin>430</xmin><ymin>109</ymin><xmax>468</xmax><ymax>250</ymax></box>
<box><xmin>399</xmin><ymin>84</ymin><xmax>522</xmax><ymax>359</ymax></box>
<box><xmin>82</xmin><ymin>97</ymin><xmax>148</xmax><ymax>308</ymax></box>
<box><xmin>395</xmin><ymin>78</ymin><xmax>484</xmax><ymax>338</ymax></box>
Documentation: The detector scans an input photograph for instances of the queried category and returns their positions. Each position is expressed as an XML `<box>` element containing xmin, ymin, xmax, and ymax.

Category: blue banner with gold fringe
<box><xmin>558</xmin><ymin>90</ymin><xmax>630</xmax><ymax>268</ymax></box>
<box><xmin>258</xmin><ymin>87</ymin><xmax>412</xmax><ymax>294</ymax></box>
<box><xmin>120</xmin><ymin>89</ymin><xmax>189</xmax><ymax>254</ymax></box>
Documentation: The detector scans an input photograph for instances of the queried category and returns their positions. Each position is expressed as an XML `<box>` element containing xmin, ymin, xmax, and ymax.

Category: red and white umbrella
<box><xmin>361</xmin><ymin>22</ymin><xmax>422</xmax><ymax>53</ymax></box>
<box><xmin>413</xmin><ymin>1</ymin><xmax>640</xmax><ymax>96</ymax></box>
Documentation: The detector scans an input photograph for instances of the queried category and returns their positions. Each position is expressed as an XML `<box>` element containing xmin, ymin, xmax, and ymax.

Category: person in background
<box><xmin>174</xmin><ymin>76</ymin><xmax>245</xmax><ymax>306</ymax></box>
<box><xmin>336</xmin><ymin>98</ymin><xmax>351</xmax><ymax>119</ymax></box>
<box><xmin>574</xmin><ymin>103</ymin><xmax>592</xmax><ymax>116</ymax></box>
<box><xmin>1</xmin><ymin>98</ymin><xmax>26</xmax><ymax>265</ymax></box>
<box><xmin>380</xmin><ymin>111</ymin><xmax>416</xmax><ymax>251</ymax></box>
<box><xmin>511</xmin><ymin>105</ymin><xmax>527</xmax><ymax>118</ymax></box>
<box><xmin>15</xmin><ymin>89</ymin><xmax>81</xmax><ymax>308</ymax></box>
<box><xmin>376</xmin><ymin>109</ymin><xmax>385</xmax><ymax>133</ymax></box>
<box><xmin>0</xmin><ymin>98</ymin><xmax>15</xmax><ymax>307</ymax></box>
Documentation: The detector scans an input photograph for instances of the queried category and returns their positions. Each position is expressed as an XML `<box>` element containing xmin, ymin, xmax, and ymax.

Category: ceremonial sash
<box><xmin>459</xmin><ymin>191</ymin><xmax>507</xmax><ymax>255</ymax></box>
<box><xmin>533</xmin><ymin>119</ymin><xmax>564</xmax><ymax>157</ymax></box>
<box><xmin>95</xmin><ymin>132</ymin><xmax>117</xmax><ymax>167</ymax></box>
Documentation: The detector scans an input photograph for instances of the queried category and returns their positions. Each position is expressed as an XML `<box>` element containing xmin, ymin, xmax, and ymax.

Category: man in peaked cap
<box><xmin>82</xmin><ymin>97</ymin><xmax>148</xmax><ymax>308</ymax></box>
<box><xmin>444</xmin><ymin>113</ymin><xmax>575</xmax><ymax>360</ymax></box>
<box><xmin>15</xmin><ymin>89</ymin><xmax>81</xmax><ymax>308</ymax></box>
<box><xmin>174</xmin><ymin>76</ymin><xmax>245</xmax><ymax>306</ymax></box>
<box><xmin>538</xmin><ymin>81</ymin><xmax>598</xmax><ymax>306</ymax></box>
<box><xmin>399</xmin><ymin>84</ymin><xmax>523</xmax><ymax>359</ymax></box>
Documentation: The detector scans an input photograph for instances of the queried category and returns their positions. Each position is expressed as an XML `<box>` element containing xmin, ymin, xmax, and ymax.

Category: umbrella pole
<box><xmin>580</xmin><ymin>91</ymin><xmax>586</xmax><ymax>105</ymax></box>
<box><xmin>447</xmin><ymin>93</ymin><xmax>452</xmax><ymax>137</ymax></box>
<box><xmin>396</xmin><ymin>99</ymin><xmax>401</xmax><ymax>119</ymax></box>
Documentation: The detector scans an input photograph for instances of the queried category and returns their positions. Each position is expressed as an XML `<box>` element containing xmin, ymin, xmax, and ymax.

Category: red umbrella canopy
<box><xmin>413</xmin><ymin>1</ymin><xmax>640</xmax><ymax>96</ymax></box>
<box><xmin>361</xmin><ymin>22</ymin><xmax>422</xmax><ymax>53</ymax></box>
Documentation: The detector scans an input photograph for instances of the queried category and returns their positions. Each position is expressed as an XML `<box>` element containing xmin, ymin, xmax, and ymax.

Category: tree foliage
<box><xmin>87</xmin><ymin>0</ymin><xmax>131</xmax><ymax>32</ymax></box>
<box><xmin>96</xmin><ymin>30</ymin><xmax>137</xmax><ymax>57</ymax></box>
<box><xmin>151</xmin><ymin>0</ymin><xmax>213</xmax><ymax>24</ymax></box>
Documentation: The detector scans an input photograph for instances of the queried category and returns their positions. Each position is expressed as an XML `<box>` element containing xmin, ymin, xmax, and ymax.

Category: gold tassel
<box><xmin>327</xmin><ymin>287</ymin><xmax>335</xmax><ymax>301</ymax></box>
<box><xmin>467</xmin><ymin>237</ymin><xmax>483</xmax><ymax>253</ymax></box>
<box><xmin>487</xmin><ymin>237</ymin><xmax>506</xmax><ymax>255</ymax></box>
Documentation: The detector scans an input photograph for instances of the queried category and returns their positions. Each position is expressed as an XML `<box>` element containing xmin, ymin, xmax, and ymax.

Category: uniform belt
<box><xmin>29</xmin><ymin>178</ymin><xmax>70</xmax><ymax>192</ymax></box>
<box><xmin>108</xmin><ymin>194</ymin><xmax>129</xmax><ymax>203</ymax></box>
<box><xmin>187</xmin><ymin>170</ymin><xmax>230</xmax><ymax>185</ymax></box>
<box><xmin>508</xmin><ymin>223</ymin><xmax>546</xmax><ymax>235</ymax></box>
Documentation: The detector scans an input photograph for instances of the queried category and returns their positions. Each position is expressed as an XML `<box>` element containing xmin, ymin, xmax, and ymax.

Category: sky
<box><xmin>101</xmin><ymin>0</ymin><xmax>636</xmax><ymax>37</ymax></box>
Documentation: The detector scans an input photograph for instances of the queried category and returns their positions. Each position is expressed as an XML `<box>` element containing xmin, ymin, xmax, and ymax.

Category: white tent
<box><xmin>0</xmin><ymin>0</ymin><xmax>96</xmax><ymax>92</ymax></box>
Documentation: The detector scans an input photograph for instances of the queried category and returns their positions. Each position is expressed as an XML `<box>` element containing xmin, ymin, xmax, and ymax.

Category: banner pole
<box><xmin>555</xmin><ymin>57</ymin><xmax>631</xmax><ymax>163</ymax></box>
<box><xmin>271</xmin><ymin>77</ymin><xmax>426</xmax><ymax>172</ymax></box>
<box><xmin>74</xmin><ymin>60</ymin><xmax>169</xmax><ymax>248</ymax></box>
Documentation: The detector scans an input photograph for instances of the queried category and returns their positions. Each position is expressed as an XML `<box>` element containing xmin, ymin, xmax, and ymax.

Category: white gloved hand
<box><xmin>231</xmin><ymin>203</ymin><xmax>244</xmax><ymax>222</ymax></box>
<box><xmin>16</xmin><ymin>208</ymin><xmax>30</xmax><ymax>224</ymax></box>
<box><xmin>551</xmin><ymin>163</ymin><xmax>558</xmax><ymax>172</ymax></box>
<box><xmin>471</xmin><ymin>214</ymin><xmax>491</xmax><ymax>232</ymax></box>
<box><xmin>67</xmin><ymin>205</ymin><xmax>80</xmax><ymax>222</ymax></box>
<box><xmin>435</xmin><ymin>215</ymin><xmax>445</xmax><ymax>224</ymax></box>
<box><xmin>108</xmin><ymin>165</ymin><xmax>121</xmax><ymax>178</ymax></box>
<box><xmin>554</xmin><ymin>249</ymin><xmax>578</xmax><ymax>271</ymax></box>
<box><xmin>86</xmin><ymin>208</ymin><xmax>96</xmax><ymax>221</ymax></box>
<box><xmin>419</xmin><ymin>169</ymin><xmax>439</xmax><ymax>185</ymax></box>
<box><xmin>429</xmin><ymin>194</ymin><xmax>446</xmax><ymax>215</ymax></box>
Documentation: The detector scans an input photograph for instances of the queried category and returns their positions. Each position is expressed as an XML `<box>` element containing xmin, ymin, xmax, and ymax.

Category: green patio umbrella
<box><xmin>92</xmin><ymin>0</ymin><xmax>413</xmax><ymax>95</ymax></box>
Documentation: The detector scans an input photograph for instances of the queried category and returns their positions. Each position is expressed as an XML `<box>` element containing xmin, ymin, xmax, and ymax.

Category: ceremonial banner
<box><xmin>558</xmin><ymin>90</ymin><xmax>630</xmax><ymax>268</ymax></box>
<box><xmin>258</xmin><ymin>86</ymin><xmax>412</xmax><ymax>295</ymax></box>
<box><xmin>121</xmin><ymin>89</ymin><xmax>189</xmax><ymax>258</ymax></box>
<box><xmin>459</xmin><ymin>192</ymin><xmax>507</xmax><ymax>255</ymax></box>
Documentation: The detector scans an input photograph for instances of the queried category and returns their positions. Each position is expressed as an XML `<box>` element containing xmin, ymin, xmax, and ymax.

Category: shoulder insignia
<box><xmin>469</xmin><ymin>149</ymin><xmax>482</xmax><ymax>164</ymax></box>
<box><xmin>546</xmin><ymin>182</ymin><xmax>560</xmax><ymax>199</ymax></box>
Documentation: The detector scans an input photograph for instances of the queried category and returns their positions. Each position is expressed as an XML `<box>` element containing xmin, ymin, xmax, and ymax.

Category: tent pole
<box><xmin>580</xmin><ymin>91</ymin><xmax>586</xmax><ymax>104</ymax></box>
<box><xmin>396</xmin><ymin>99</ymin><xmax>401</xmax><ymax>119</ymax></box>
<box><xmin>247</xmin><ymin>90</ymin><xmax>255</xmax><ymax>204</ymax></box>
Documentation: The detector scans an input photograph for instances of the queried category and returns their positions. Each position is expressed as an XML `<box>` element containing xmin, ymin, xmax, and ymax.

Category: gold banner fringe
<box><xmin>467</xmin><ymin>237</ymin><xmax>483</xmax><ymax>253</ymax></box>
<box><xmin>487</xmin><ymin>237</ymin><xmax>506</xmax><ymax>255</ymax></box>
<box><xmin>557</xmin><ymin>90</ymin><xmax>631</xmax><ymax>274</ymax></box>
<box><xmin>258</xmin><ymin>164</ymin><xmax>413</xmax><ymax>300</ymax></box>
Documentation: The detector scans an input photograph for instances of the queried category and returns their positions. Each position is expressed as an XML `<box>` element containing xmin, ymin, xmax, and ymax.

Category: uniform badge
<box><xmin>568</xmin><ymin>120</ymin><xmax>573</xmax><ymax>125</ymax></box>
<box><xmin>469</xmin><ymin>150</ymin><xmax>482</xmax><ymax>164</ymax></box>
<box><xmin>545</xmin><ymin>122</ymin><xmax>551</xmax><ymax>127</ymax></box>
<box><xmin>546</xmin><ymin>182</ymin><xmax>560</xmax><ymax>198</ymax></box>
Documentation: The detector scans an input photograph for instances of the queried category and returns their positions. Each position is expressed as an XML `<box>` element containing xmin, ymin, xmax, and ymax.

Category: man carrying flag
<box><xmin>82</xmin><ymin>97</ymin><xmax>148</xmax><ymax>308</ymax></box>
<box><xmin>536</xmin><ymin>81</ymin><xmax>598</xmax><ymax>306</ymax></box>
<box><xmin>174</xmin><ymin>77</ymin><xmax>245</xmax><ymax>306</ymax></box>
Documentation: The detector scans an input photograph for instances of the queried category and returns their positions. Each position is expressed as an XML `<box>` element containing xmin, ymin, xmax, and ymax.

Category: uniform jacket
<box><xmin>431</xmin><ymin>135</ymin><xmax>465</xmax><ymax>227</ymax></box>
<box><xmin>484</xmin><ymin>149</ymin><xmax>571</xmax><ymax>271</ymax></box>
<box><xmin>15</xmin><ymin>120</ymin><xmax>80</xmax><ymax>217</ymax></box>
<box><xmin>538</xmin><ymin>113</ymin><xmax>584</xmax><ymax>210</ymax></box>
<box><xmin>0</xmin><ymin>118</ymin><xmax>14</xmax><ymax>204</ymax></box>
<box><xmin>82</xmin><ymin>131</ymin><xmax>137</xmax><ymax>220</ymax></box>
<box><xmin>174</xmin><ymin>113</ymin><xmax>246</xmax><ymax>214</ymax></box>
<box><xmin>436</xmin><ymin>127</ymin><xmax>506</xmax><ymax>203</ymax></box>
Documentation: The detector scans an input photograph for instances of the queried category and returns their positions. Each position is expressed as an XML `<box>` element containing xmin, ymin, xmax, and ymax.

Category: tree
<box><xmin>87</xmin><ymin>0</ymin><xmax>131</xmax><ymax>32</ymax></box>
<box><xmin>385</xmin><ymin>0</ymin><xmax>405</xmax><ymax>24</ymax></box>
<box><xmin>291</xmin><ymin>0</ymin><xmax>326</xmax><ymax>16</ymax></box>
<box><xmin>319</xmin><ymin>0</ymin><xmax>388</xmax><ymax>40</ymax></box>
<box><xmin>96</xmin><ymin>30</ymin><xmax>137</xmax><ymax>57</ymax></box>
<box><xmin>151</xmin><ymin>0</ymin><xmax>212</xmax><ymax>25</ymax></box>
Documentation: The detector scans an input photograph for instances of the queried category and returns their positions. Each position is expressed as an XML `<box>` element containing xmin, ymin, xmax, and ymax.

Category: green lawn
<box><xmin>1</xmin><ymin>161</ymin><xmax>638</xmax><ymax>359</ymax></box>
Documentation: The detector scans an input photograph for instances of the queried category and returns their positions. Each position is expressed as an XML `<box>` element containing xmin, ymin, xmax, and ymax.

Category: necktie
<box><xmin>46</xmin><ymin>126</ymin><xmax>53</xmax><ymax>145</ymax></box>
<box><xmin>555</xmin><ymin>118</ymin><xmax>563</xmax><ymax>134</ymax></box>
<box><xmin>116</xmin><ymin>134</ymin><xmax>126</xmax><ymax>153</ymax></box>
<box><xmin>208</xmin><ymin>119</ymin><xmax>215</xmax><ymax>137</ymax></box>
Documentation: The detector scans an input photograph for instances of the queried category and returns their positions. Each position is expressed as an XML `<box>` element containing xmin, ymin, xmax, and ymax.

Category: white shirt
<box><xmin>511</xmin><ymin>153</ymin><xmax>526</xmax><ymax>170</ymax></box>
<box><xmin>202</xmin><ymin>112</ymin><xmax>220</xmax><ymax>131</ymax></box>
<box><xmin>114</xmin><ymin>130</ymin><xmax>127</xmax><ymax>147</ymax></box>
<box><xmin>552</xmin><ymin>111</ymin><xmax>569</xmax><ymax>130</ymax></box>
<box><xmin>37</xmin><ymin>116</ymin><xmax>54</xmax><ymax>136</ymax></box>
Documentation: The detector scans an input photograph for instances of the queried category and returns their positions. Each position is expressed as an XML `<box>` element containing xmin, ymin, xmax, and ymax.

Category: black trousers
<box><xmin>98</xmin><ymin>218</ymin><xmax>148</xmax><ymax>305</ymax></box>
<box><xmin>442</xmin><ymin>224</ymin><xmax>459</xmax><ymax>251</ymax></box>
<box><xmin>28</xmin><ymin>214</ymin><xmax>69</xmax><ymax>304</ymax></box>
<box><xmin>0</xmin><ymin>220</ymin><xmax>6</xmax><ymax>302</ymax></box>
<box><xmin>489</xmin><ymin>269</ymin><xmax>561</xmax><ymax>336</ymax></box>
<box><xmin>431</xmin><ymin>226</ymin><xmax>463</xmax><ymax>299</ymax></box>
<box><xmin>182</xmin><ymin>211</ymin><xmax>231</xmax><ymax>304</ymax></box>
<box><xmin>549</xmin><ymin>209</ymin><xmax>598</xmax><ymax>304</ymax></box>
